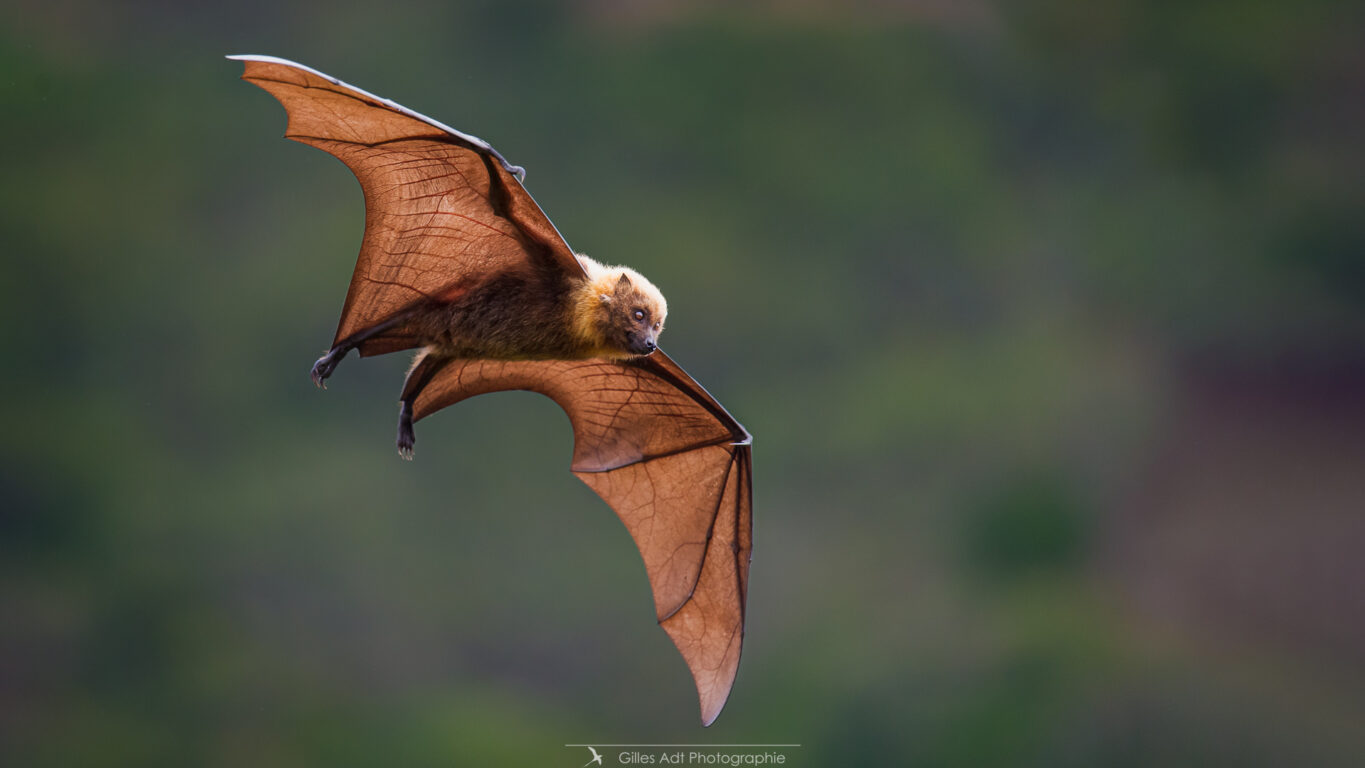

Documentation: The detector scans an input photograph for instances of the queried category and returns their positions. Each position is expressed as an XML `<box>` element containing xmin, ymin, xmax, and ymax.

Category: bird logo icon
<box><xmin>581</xmin><ymin>746</ymin><xmax>604</xmax><ymax>767</ymax></box>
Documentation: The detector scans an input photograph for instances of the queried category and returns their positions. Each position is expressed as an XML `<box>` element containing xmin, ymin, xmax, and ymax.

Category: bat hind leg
<box><xmin>395</xmin><ymin>348</ymin><xmax>454</xmax><ymax>460</ymax></box>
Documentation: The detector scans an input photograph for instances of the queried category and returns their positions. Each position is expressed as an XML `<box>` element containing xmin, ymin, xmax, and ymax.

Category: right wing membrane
<box><xmin>235</xmin><ymin>56</ymin><xmax>581</xmax><ymax>355</ymax></box>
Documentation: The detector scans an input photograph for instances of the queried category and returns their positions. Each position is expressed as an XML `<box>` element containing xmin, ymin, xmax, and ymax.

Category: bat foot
<box><xmin>396</xmin><ymin>402</ymin><xmax>416</xmax><ymax>460</ymax></box>
<box><xmin>311</xmin><ymin>349</ymin><xmax>344</xmax><ymax>388</ymax></box>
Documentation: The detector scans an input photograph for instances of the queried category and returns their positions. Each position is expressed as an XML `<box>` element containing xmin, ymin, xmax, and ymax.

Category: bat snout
<box><xmin>625</xmin><ymin>332</ymin><xmax>658</xmax><ymax>356</ymax></box>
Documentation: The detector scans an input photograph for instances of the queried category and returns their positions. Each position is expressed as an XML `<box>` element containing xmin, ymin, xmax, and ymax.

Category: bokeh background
<box><xmin>3</xmin><ymin>1</ymin><xmax>1363</xmax><ymax>765</ymax></box>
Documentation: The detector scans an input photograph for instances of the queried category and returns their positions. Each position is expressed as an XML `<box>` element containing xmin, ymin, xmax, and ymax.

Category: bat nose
<box><xmin>645</xmin><ymin>340</ymin><xmax>657</xmax><ymax>352</ymax></box>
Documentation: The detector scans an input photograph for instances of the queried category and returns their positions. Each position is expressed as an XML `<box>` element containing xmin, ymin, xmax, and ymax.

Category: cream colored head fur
<box><xmin>571</xmin><ymin>254</ymin><xmax>668</xmax><ymax>358</ymax></box>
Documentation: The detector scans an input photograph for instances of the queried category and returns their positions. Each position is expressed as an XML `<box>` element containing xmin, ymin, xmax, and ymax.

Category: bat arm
<box><xmin>567</xmin><ymin>434</ymin><xmax>746</xmax><ymax>474</ymax></box>
<box><xmin>630</xmin><ymin>352</ymin><xmax>753</xmax><ymax>445</ymax></box>
<box><xmin>226</xmin><ymin>54</ymin><xmax>526</xmax><ymax>181</ymax></box>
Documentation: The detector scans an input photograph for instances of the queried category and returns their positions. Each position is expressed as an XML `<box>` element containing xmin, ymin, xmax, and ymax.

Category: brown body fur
<box><xmin>405</xmin><ymin>254</ymin><xmax>667</xmax><ymax>365</ymax></box>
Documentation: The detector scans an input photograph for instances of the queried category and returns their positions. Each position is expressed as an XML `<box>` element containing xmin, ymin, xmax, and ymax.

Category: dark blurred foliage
<box><xmin>2</xmin><ymin>0</ymin><xmax>1363</xmax><ymax>765</ymax></box>
<box><xmin>961</xmin><ymin>470</ymin><xmax>1087</xmax><ymax>580</ymax></box>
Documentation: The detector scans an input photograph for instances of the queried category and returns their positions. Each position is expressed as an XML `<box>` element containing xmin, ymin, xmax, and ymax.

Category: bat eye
<box><xmin>633</xmin><ymin>309</ymin><xmax>646</xmax><ymax>321</ymax></box>
<box><xmin>653</xmin><ymin>322</ymin><xmax>661</xmax><ymax>331</ymax></box>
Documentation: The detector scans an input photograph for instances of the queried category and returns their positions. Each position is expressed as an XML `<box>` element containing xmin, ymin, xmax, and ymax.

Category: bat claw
<box><xmin>396</xmin><ymin>429</ymin><xmax>416</xmax><ymax>460</ymax></box>
<box><xmin>311</xmin><ymin>351</ymin><xmax>341</xmax><ymax>388</ymax></box>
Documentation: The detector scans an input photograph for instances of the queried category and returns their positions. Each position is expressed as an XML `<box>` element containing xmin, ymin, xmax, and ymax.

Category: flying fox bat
<box><xmin>230</xmin><ymin>55</ymin><xmax>752</xmax><ymax>726</ymax></box>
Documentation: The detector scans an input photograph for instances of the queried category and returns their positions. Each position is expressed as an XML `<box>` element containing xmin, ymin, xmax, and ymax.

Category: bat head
<box><xmin>574</xmin><ymin>256</ymin><xmax>668</xmax><ymax>358</ymax></box>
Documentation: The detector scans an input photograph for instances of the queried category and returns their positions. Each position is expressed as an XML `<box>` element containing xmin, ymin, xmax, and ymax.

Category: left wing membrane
<box><xmin>412</xmin><ymin>352</ymin><xmax>752</xmax><ymax>725</ymax></box>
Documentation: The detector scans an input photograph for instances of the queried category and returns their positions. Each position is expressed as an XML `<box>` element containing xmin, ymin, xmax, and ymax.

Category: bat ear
<box><xmin>614</xmin><ymin>273</ymin><xmax>634</xmax><ymax>296</ymax></box>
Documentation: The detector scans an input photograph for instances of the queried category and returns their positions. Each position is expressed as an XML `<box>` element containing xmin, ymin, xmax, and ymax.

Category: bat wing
<box><xmin>412</xmin><ymin>351</ymin><xmax>753</xmax><ymax>726</ymax></box>
<box><xmin>231</xmin><ymin>55</ymin><xmax>583</xmax><ymax>356</ymax></box>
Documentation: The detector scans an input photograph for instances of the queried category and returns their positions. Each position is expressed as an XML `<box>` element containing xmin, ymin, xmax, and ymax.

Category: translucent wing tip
<box><xmin>700</xmin><ymin>688</ymin><xmax>730</xmax><ymax>727</ymax></box>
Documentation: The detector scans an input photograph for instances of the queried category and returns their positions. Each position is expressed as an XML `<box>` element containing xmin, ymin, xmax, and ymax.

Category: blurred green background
<box><xmin>3</xmin><ymin>1</ymin><xmax>1364</xmax><ymax>765</ymax></box>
